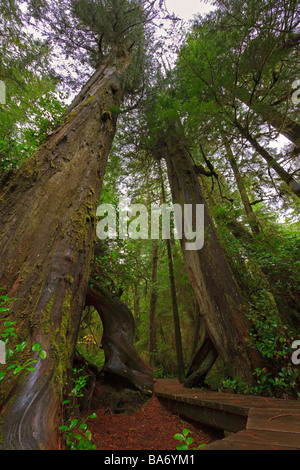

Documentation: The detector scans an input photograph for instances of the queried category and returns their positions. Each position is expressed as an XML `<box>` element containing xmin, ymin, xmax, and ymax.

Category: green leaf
<box><xmin>59</xmin><ymin>425</ymin><xmax>69</xmax><ymax>431</ymax></box>
<box><xmin>186</xmin><ymin>437</ymin><xmax>193</xmax><ymax>446</ymax></box>
<box><xmin>174</xmin><ymin>433</ymin><xmax>185</xmax><ymax>440</ymax></box>
<box><xmin>0</xmin><ymin>371</ymin><xmax>6</xmax><ymax>381</ymax></box>
<box><xmin>176</xmin><ymin>443</ymin><xmax>188</xmax><ymax>450</ymax></box>
<box><xmin>69</xmin><ymin>419</ymin><xmax>78</xmax><ymax>429</ymax></box>
<box><xmin>15</xmin><ymin>341</ymin><xmax>27</xmax><ymax>352</ymax></box>
<box><xmin>182</xmin><ymin>429</ymin><xmax>190</xmax><ymax>437</ymax></box>
<box><xmin>6</xmin><ymin>349</ymin><xmax>14</xmax><ymax>359</ymax></box>
<box><xmin>39</xmin><ymin>350</ymin><xmax>47</xmax><ymax>359</ymax></box>
<box><xmin>88</xmin><ymin>413</ymin><xmax>97</xmax><ymax>419</ymax></box>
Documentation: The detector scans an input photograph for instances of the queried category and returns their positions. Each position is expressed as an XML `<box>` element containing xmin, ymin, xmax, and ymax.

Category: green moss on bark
<box><xmin>50</xmin><ymin>291</ymin><xmax>73</xmax><ymax>396</ymax></box>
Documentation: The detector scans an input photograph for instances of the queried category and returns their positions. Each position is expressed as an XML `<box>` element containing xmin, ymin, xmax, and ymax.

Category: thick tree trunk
<box><xmin>85</xmin><ymin>283</ymin><xmax>153</xmax><ymax>395</ymax></box>
<box><xmin>236</xmin><ymin>122</ymin><xmax>300</xmax><ymax>199</ymax></box>
<box><xmin>0</xmin><ymin>50</ymin><xmax>131</xmax><ymax>449</ymax></box>
<box><xmin>161</xmin><ymin>126</ymin><xmax>259</xmax><ymax>384</ymax></box>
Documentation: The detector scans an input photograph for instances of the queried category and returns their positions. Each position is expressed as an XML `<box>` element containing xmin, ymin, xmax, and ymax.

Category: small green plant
<box><xmin>59</xmin><ymin>368</ymin><xmax>97</xmax><ymax>450</ymax></box>
<box><xmin>59</xmin><ymin>413</ymin><xmax>97</xmax><ymax>450</ymax></box>
<box><xmin>70</xmin><ymin>368</ymin><xmax>89</xmax><ymax>398</ymax></box>
<box><xmin>62</xmin><ymin>368</ymin><xmax>89</xmax><ymax>410</ymax></box>
<box><xmin>0</xmin><ymin>294</ymin><xmax>47</xmax><ymax>382</ymax></box>
<box><xmin>174</xmin><ymin>429</ymin><xmax>206</xmax><ymax>450</ymax></box>
<box><xmin>220</xmin><ymin>296</ymin><xmax>300</xmax><ymax>399</ymax></box>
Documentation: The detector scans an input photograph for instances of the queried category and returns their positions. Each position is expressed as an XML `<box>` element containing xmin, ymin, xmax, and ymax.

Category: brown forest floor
<box><xmin>87</xmin><ymin>381</ymin><xmax>214</xmax><ymax>451</ymax></box>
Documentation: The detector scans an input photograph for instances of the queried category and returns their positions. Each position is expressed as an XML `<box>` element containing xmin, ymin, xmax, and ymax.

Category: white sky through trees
<box><xmin>165</xmin><ymin>0</ymin><xmax>214</xmax><ymax>21</ymax></box>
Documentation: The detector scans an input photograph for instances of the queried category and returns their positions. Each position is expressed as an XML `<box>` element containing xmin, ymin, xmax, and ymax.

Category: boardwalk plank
<box><xmin>154</xmin><ymin>379</ymin><xmax>300</xmax><ymax>450</ymax></box>
<box><xmin>247</xmin><ymin>408</ymin><xmax>300</xmax><ymax>433</ymax></box>
<box><xmin>203</xmin><ymin>437</ymin><xmax>298</xmax><ymax>450</ymax></box>
<box><xmin>226</xmin><ymin>429</ymin><xmax>300</xmax><ymax>448</ymax></box>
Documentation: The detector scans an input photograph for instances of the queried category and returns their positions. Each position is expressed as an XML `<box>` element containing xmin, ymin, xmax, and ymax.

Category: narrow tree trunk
<box><xmin>133</xmin><ymin>282</ymin><xmax>141</xmax><ymax>342</ymax></box>
<box><xmin>236</xmin><ymin>122</ymin><xmax>300</xmax><ymax>199</ymax></box>
<box><xmin>233</xmin><ymin>86</ymin><xmax>300</xmax><ymax>148</ymax></box>
<box><xmin>222</xmin><ymin>135</ymin><xmax>261</xmax><ymax>235</ymax></box>
<box><xmin>85</xmin><ymin>283</ymin><xmax>153</xmax><ymax>394</ymax></box>
<box><xmin>158</xmin><ymin>161</ymin><xmax>185</xmax><ymax>382</ymax></box>
<box><xmin>148</xmin><ymin>242</ymin><xmax>158</xmax><ymax>366</ymax></box>
<box><xmin>161</xmin><ymin>126</ymin><xmax>259</xmax><ymax>384</ymax></box>
<box><xmin>0</xmin><ymin>50</ymin><xmax>131</xmax><ymax>450</ymax></box>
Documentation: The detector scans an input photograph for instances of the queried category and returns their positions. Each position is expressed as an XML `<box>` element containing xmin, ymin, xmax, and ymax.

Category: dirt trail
<box><xmin>88</xmin><ymin>383</ymin><xmax>213</xmax><ymax>451</ymax></box>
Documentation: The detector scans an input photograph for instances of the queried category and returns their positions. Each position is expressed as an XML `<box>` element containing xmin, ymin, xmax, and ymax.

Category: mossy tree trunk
<box><xmin>161</xmin><ymin>125</ymin><xmax>259</xmax><ymax>385</ymax></box>
<box><xmin>0</xmin><ymin>50</ymin><xmax>131</xmax><ymax>450</ymax></box>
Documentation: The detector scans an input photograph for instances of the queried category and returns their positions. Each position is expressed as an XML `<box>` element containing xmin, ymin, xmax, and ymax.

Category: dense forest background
<box><xmin>0</xmin><ymin>0</ymin><xmax>299</xmax><ymax>450</ymax></box>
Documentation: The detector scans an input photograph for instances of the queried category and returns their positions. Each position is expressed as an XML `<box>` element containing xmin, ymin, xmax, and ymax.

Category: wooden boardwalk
<box><xmin>154</xmin><ymin>379</ymin><xmax>300</xmax><ymax>450</ymax></box>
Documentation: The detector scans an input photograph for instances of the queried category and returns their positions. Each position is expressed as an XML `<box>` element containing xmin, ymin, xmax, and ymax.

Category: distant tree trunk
<box><xmin>161</xmin><ymin>125</ymin><xmax>259</xmax><ymax>385</ymax></box>
<box><xmin>233</xmin><ymin>86</ymin><xmax>300</xmax><ymax>148</ymax></box>
<box><xmin>85</xmin><ymin>282</ymin><xmax>153</xmax><ymax>394</ymax></box>
<box><xmin>158</xmin><ymin>161</ymin><xmax>185</xmax><ymax>382</ymax></box>
<box><xmin>0</xmin><ymin>49</ymin><xmax>131</xmax><ymax>450</ymax></box>
<box><xmin>133</xmin><ymin>282</ymin><xmax>141</xmax><ymax>342</ymax></box>
<box><xmin>235</xmin><ymin>122</ymin><xmax>300</xmax><ymax>199</ymax></box>
<box><xmin>148</xmin><ymin>242</ymin><xmax>158</xmax><ymax>366</ymax></box>
<box><xmin>222</xmin><ymin>134</ymin><xmax>261</xmax><ymax>235</ymax></box>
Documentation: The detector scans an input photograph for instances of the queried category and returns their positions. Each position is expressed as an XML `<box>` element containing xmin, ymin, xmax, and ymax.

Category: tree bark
<box><xmin>161</xmin><ymin>125</ymin><xmax>259</xmax><ymax>384</ymax></box>
<box><xmin>85</xmin><ymin>283</ymin><xmax>153</xmax><ymax>394</ymax></box>
<box><xmin>0</xmin><ymin>50</ymin><xmax>131</xmax><ymax>450</ymax></box>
